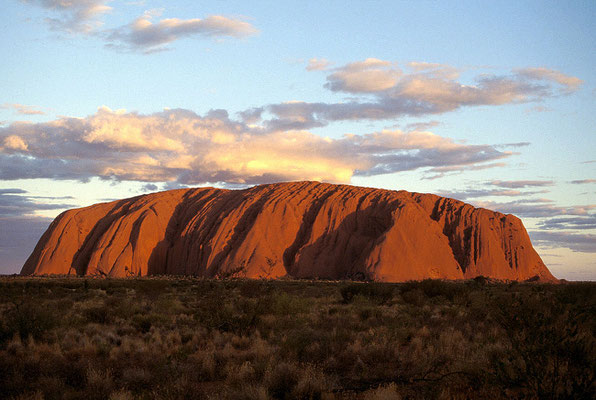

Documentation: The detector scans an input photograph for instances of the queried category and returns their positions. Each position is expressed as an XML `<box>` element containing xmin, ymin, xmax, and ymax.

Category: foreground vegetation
<box><xmin>0</xmin><ymin>277</ymin><xmax>594</xmax><ymax>399</ymax></box>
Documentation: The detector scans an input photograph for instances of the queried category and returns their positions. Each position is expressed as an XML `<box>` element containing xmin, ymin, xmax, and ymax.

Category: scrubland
<box><xmin>0</xmin><ymin>277</ymin><xmax>594</xmax><ymax>399</ymax></box>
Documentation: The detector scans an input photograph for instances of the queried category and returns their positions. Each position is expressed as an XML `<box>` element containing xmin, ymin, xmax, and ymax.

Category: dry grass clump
<box><xmin>0</xmin><ymin>277</ymin><xmax>594</xmax><ymax>399</ymax></box>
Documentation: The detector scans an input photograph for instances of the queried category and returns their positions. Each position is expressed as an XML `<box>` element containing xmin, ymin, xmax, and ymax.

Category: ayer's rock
<box><xmin>21</xmin><ymin>181</ymin><xmax>556</xmax><ymax>282</ymax></box>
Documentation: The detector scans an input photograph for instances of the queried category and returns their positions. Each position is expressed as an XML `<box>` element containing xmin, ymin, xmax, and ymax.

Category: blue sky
<box><xmin>1</xmin><ymin>0</ymin><xmax>595</xmax><ymax>279</ymax></box>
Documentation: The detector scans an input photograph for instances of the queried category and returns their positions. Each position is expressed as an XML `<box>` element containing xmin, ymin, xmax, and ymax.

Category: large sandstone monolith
<box><xmin>21</xmin><ymin>181</ymin><xmax>556</xmax><ymax>282</ymax></box>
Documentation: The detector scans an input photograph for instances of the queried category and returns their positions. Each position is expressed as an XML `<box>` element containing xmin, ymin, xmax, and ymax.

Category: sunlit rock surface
<box><xmin>22</xmin><ymin>181</ymin><xmax>556</xmax><ymax>282</ymax></box>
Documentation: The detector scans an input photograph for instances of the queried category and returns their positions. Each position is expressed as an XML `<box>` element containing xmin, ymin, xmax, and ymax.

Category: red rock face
<box><xmin>21</xmin><ymin>181</ymin><xmax>557</xmax><ymax>282</ymax></box>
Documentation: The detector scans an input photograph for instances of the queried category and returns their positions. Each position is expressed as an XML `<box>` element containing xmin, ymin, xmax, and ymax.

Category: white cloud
<box><xmin>530</xmin><ymin>231</ymin><xmax>596</xmax><ymax>253</ymax></box>
<box><xmin>538</xmin><ymin>215</ymin><xmax>596</xmax><ymax>230</ymax></box>
<box><xmin>473</xmin><ymin>198</ymin><xmax>595</xmax><ymax>218</ymax></box>
<box><xmin>489</xmin><ymin>179</ymin><xmax>555</xmax><ymax>188</ymax></box>
<box><xmin>0</xmin><ymin>188</ymin><xmax>75</xmax><ymax>217</ymax></box>
<box><xmin>106</xmin><ymin>13</ymin><xmax>258</xmax><ymax>53</ymax></box>
<box><xmin>436</xmin><ymin>188</ymin><xmax>548</xmax><ymax>201</ymax></box>
<box><xmin>405</xmin><ymin>62</ymin><xmax>460</xmax><ymax>79</ymax></box>
<box><xmin>21</xmin><ymin>1</ymin><xmax>258</xmax><ymax>53</ymax></box>
<box><xmin>1</xmin><ymin>103</ymin><xmax>45</xmax><ymax>115</ymax></box>
<box><xmin>570</xmin><ymin>179</ymin><xmax>596</xmax><ymax>185</ymax></box>
<box><xmin>325</xmin><ymin>58</ymin><xmax>400</xmax><ymax>92</ymax></box>
<box><xmin>0</xmin><ymin>107</ymin><xmax>514</xmax><ymax>185</ymax></box>
<box><xmin>422</xmin><ymin>162</ymin><xmax>509</xmax><ymax>180</ymax></box>
<box><xmin>526</xmin><ymin>105</ymin><xmax>552</xmax><ymax>113</ymax></box>
<box><xmin>516</xmin><ymin>67</ymin><xmax>583</xmax><ymax>93</ymax></box>
<box><xmin>22</xmin><ymin>0</ymin><xmax>113</xmax><ymax>33</ymax></box>
<box><xmin>306</xmin><ymin>58</ymin><xmax>332</xmax><ymax>71</ymax></box>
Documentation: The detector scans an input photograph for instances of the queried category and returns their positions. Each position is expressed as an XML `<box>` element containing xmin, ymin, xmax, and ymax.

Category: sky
<box><xmin>0</xmin><ymin>0</ymin><xmax>595</xmax><ymax>280</ymax></box>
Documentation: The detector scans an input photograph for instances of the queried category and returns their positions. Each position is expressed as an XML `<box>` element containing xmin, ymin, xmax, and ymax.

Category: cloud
<box><xmin>537</xmin><ymin>215</ymin><xmax>596</xmax><ymax>230</ymax></box>
<box><xmin>427</xmin><ymin>162</ymin><xmax>507</xmax><ymax>173</ymax></box>
<box><xmin>437</xmin><ymin>188</ymin><xmax>548</xmax><ymax>201</ymax></box>
<box><xmin>570</xmin><ymin>179</ymin><xmax>596</xmax><ymax>184</ymax></box>
<box><xmin>22</xmin><ymin>2</ymin><xmax>257</xmax><ymax>53</ymax></box>
<box><xmin>473</xmin><ymin>198</ymin><xmax>595</xmax><ymax>218</ymax></box>
<box><xmin>0</xmin><ymin>106</ymin><xmax>515</xmax><ymax>186</ymax></box>
<box><xmin>105</xmin><ymin>12</ymin><xmax>258</xmax><ymax>53</ymax></box>
<box><xmin>494</xmin><ymin>142</ymin><xmax>531</xmax><ymax>148</ymax></box>
<box><xmin>0</xmin><ymin>216</ymin><xmax>52</xmax><ymax>274</ymax></box>
<box><xmin>0</xmin><ymin>189</ymin><xmax>75</xmax><ymax>218</ymax></box>
<box><xmin>0</xmin><ymin>188</ymin><xmax>70</xmax><ymax>273</ymax></box>
<box><xmin>325</xmin><ymin>58</ymin><xmax>400</xmax><ymax>92</ymax></box>
<box><xmin>516</xmin><ymin>67</ymin><xmax>583</xmax><ymax>94</ymax></box>
<box><xmin>0</xmin><ymin>188</ymin><xmax>27</xmax><ymax>195</ymax></box>
<box><xmin>237</xmin><ymin>107</ymin><xmax>264</xmax><ymax>124</ymax></box>
<box><xmin>22</xmin><ymin>0</ymin><xmax>113</xmax><ymax>34</ymax></box>
<box><xmin>421</xmin><ymin>162</ymin><xmax>509</xmax><ymax>181</ymax></box>
<box><xmin>1</xmin><ymin>103</ymin><xmax>46</xmax><ymax>116</ymax></box>
<box><xmin>489</xmin><ymin>179</ymin><xmax>555</xmax><ymax>188</ymax></box>
<box><xmin>306</xmin><ymin>58</ymin><xmax>331</xmax><ymax>71</ymax></box>
<box><xmin>525</xmin><ymin>105</ymin><xmax>552</xmax><ymax>113</ymax></box>
<box><xmin>259</xmin><ymin>60</ymin><xmax>582</xmax><ymax>130</ymax></box>
<box><xmin>405</xmin><ymin>62</ymin><xmax>460</xmax><ymax>80</ymax></box>
<box><xmin>404</xmin><ymin>120</ymin><xmax>441</xmax><ymax>132</ymax></box>
<box><xmin>530</xmin><ymin>231</ymin><xmax>596</xmax><ymax>253</ymax></box>
<box><xmin>141</xmin><ymin>183</ymin><xmax>159</xmax><ymax>192</ymax></box>
<box><xmin>3</xmin><ymin>135</ymin><xmax>28</xmax><ymax>151</ymax></box>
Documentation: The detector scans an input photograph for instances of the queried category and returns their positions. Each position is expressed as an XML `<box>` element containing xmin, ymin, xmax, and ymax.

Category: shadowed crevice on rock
<box><xmin>206</xmin><ymin>187</ymin><xmax>276</xmax><ymax>277</ymax></box>
<box><xmin>282</xmin><ymin>186</ymin><xmax>341</xmax><ymax>274</ymax></box>
<box><xmin>71</xmin><ymin>196</ymin><xmax>142</xmax><ymax>275</ymax></box>
<box><xmin>147</xmin><ymin>188</ymin><xmax>225</xmax><ymax>276</ymax></box>
<box><xmin>290</xmin><ymin>202</ymin><xmax>398</xmax><ymax>280</ymax></box>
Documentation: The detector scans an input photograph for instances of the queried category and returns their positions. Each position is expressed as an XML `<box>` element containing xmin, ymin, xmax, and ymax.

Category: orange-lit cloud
<box><xmin>325</xmin><ymin>58</ymin><xmax>399</xmax><ymax>92</ymax></box>
<box><xmin>275</xmin><ymin>60</ymin><xmax>584</xmax><ymax>130</ymax></box>
<box><xmin>0</xmin><ymin>106</ymin><xmax>514</xmax><ymax>185</ymax></box>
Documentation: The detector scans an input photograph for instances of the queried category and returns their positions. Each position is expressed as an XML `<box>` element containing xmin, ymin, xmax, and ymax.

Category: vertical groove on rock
<box><xmin>206</xmin><ymin>187</ymin><xmax>274</xmax><ymax>276</ymax></box>
<box><xmin>282</xmin><ymin>186</ymin><xmax>340</xmax><ymax>274</ymax></box>
<box><xmin>71</xmin><ymin>199</ymin><xmax>136</xmax><ymax>275</ymax></box>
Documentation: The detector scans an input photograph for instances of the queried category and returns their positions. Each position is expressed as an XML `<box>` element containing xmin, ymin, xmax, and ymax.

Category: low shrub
<box><xmin>83</xmin><ymin>304</ymin><xmax>112</xmax><ymax>324</ymax></box>
<box><xmin>401</xmin><ymin>279</ymin><xmax>465</xmax><ymax>302</ymax></box>
<box><xmin>1</xmin><ymin>302</ymin><xmax>56</xmax><ymax>343</ymax></box>
<box><xmin>0</xmin><ymin>277</ymin><xmax>593</xmax><ymax>399</ymax></box>
<box><xmin>491</xmin><ymin>290</ymin><xmax>596</xmax><ymax>399</ymax></box>
<box><xmin>267</xmin><ymin>361</ymin><xmax>300</xmax><ymax>399</ymax></box>
<box><xmin>340</xmin><ymin>283</ymin><xmax>394</xmax><ymax>305</ymax></box>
